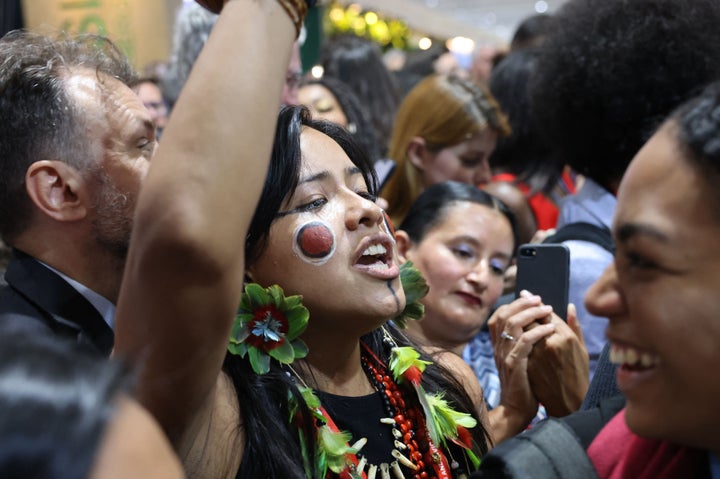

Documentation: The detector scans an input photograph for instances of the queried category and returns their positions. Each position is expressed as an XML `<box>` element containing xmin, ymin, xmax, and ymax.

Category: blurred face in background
<box><xmin>281</xmin><ymin>41</ymin><xmax>302</xmax><ymax>106</ymax></box>
<box><xmin>133</xmin><ymin>80</ymin><xmax>168</xmax><ymax>136</ymax></box>
<box><xmin>410</xmin><ymin>129</ymin><xmax>499</xmax><ymax>188</ymax></box>
<box><xmin>298</xmin><ymin>83</ymin><xmax>348</xmax><ymax>128</ymax></box>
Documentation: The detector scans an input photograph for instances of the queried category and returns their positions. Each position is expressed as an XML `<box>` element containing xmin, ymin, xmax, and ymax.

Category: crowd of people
<box><xmin>1</xmin><ymin>0</ymin><xmax>720</xmax><ymax>477</ymax></box>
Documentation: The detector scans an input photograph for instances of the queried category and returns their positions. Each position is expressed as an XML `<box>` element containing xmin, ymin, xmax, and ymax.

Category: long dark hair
<box><xmin>226</xmin><ymin>106</ymin><xmax>491</xmax><ymax>479</ymax></box>
<box><xmin>399</xmin><ymin>180</ymin><xmax>518</xmax><ymax>253</ymax></box>
<box><xmin>299</xmin><ymin>75</ymin><xmax>382</xmax><ymax>163</ymax></box>
<box><xmin>319</xmin><ymin>34</ymin><xmax>400</xmax><ymax>155</ymax></box>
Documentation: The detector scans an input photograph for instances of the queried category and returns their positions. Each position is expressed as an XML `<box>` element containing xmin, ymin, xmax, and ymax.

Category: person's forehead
<box><xmin>616</xmin><ymin>124</ymin><xmax>714</xmax><ymax>231</ymax></box>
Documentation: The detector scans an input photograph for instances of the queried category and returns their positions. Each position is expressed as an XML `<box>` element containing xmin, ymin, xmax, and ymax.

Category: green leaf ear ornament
<box><xmin>393</xmin><ymin>261</ymin><xmax>429</xmax><ymax>329</ymax></box>
<box><xmin>227</xmin><ymin>283</ymin><xmax>310</xmax><ymax>374</ymax></box>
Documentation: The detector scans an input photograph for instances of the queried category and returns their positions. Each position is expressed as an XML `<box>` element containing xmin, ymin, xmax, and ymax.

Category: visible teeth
<box><xmin>640</xmin><ymin>353</ymin><xmax>654</xmax><ymax>367</ymax></box>
<box><xmin>626</xmin><ymin>348</ymin><xmax>637</xmax><ymax>365</ymax></box>
<box><xmin>367</xmin><ymin>262</ymin><xmax>389</xmax><ymax>270</ymax></box>
<box><xmin>610</xmin><ymin>344</ymin><xmax>659</xmax><ymax>367</ymax></box>
<box><xmin>362</xmin><ymin>243</ymin><xmax>387</xmax><ymax>257</ymax></box>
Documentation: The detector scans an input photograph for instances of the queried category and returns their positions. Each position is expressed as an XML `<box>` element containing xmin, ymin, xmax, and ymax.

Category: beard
<box><xmin>89</xmin><ymin>171</ymin><xmax>134</xmax><ymax>261</ymax></box>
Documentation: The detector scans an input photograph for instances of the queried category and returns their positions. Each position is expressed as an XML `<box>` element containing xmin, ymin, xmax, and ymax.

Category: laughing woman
<box><xmin>114</xmin><ymin>3</ymin><xmax>491</xmax><ymax>476</ymax></box>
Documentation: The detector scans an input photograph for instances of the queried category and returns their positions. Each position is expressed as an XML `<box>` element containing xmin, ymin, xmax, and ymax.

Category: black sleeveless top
<box><xmin>316</xmin><ymin>389</ymin><xmax>397</xmax><ymax>465</ymax></box>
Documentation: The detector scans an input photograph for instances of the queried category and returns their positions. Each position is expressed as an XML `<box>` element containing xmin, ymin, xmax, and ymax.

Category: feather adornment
<box><xmin>227</xmin><ymin>283</ymin><xmax>309</xmax><ymax>374</ymax></box>
<box><xmin>393</xmin><ymin>261</ymin><xmax>429</xmax><ymax>328</ymax></box>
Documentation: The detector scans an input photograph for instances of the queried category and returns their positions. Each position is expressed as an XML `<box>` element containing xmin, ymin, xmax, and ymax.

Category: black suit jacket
<box><xmin>0</xmin><ymin>250</ymin><xmax>113</xmax><ymax>356</ymax></box>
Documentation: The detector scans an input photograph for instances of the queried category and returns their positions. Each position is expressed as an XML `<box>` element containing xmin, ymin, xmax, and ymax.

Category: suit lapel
<box><xmin>5</xmin><ymin>250</ymin><xmax>114</xmax><ymax>355</ymax></box>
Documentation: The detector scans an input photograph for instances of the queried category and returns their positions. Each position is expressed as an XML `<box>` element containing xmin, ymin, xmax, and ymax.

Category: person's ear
<box><xmin>25</xmin><ymin>160</ymin><xmax>88</xmax><ymax>222</ymax></box>
<box><xmin>394</xmin><ymin>230</ymin><xmax>415</xmax><ymax>264</ymax></box>
<box><xmin>407</xmin><ymin>137</ymin><xmax>428</xmax><ymax>171</ymax></box>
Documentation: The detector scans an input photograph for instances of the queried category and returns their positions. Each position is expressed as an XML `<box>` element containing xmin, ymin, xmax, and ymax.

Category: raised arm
<box><xmin>113</xmin><ymin>0</ymin><xmax>296</xmax><ymax>449</ymax></box>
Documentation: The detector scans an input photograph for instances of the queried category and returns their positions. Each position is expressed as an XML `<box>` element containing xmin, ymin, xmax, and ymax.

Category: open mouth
<box><xmin>352</xmin><ymin>235</ymin><xmax>399</xmax><ymax>280</ymax></box>
<box><xmin>610</xmin><ymin>343</ymin><xmax>660</xmax><ymax>371</ymax></box>
<box><xmin>356</xmin><ymin>243</ymin><xmax>390</xmax><ymax>269</ymax></box>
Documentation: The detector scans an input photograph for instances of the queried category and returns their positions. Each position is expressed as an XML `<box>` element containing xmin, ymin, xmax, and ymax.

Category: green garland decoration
<box><xmin>227</xmin><ymin>265</ymin><xmax>480</xmax><ymax>475</ymax></box>
<box><xmin>389</xmin><ymin>345</ymin><xmax>481</xmax><ymax>469</ymax></box>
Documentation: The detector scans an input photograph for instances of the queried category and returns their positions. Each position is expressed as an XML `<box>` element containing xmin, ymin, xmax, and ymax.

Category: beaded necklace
<box><xmin>288</xmin><ymin>341</ymin><xmax>481</xmax><ymax>479</ymax></box>
<box><xmin>357</xmin><ymin>342</ymin><xmax>452</xmax><ymax>479</ymax></box>
<box><xmin>299</xmin><ymin>341</ymin><xmax>455</xmax><ymax>479</ymax></box>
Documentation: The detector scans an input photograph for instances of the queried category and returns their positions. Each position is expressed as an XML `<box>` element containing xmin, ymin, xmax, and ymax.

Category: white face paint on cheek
<box><xmin>380</xmin><ymin>210</ymin><xmax>397</xmax><ymax>246</ymax></box>
<box><xmin>292</xmin><ymin>220</ymin><xmax>337</xmax><ymax>265</ymax></box>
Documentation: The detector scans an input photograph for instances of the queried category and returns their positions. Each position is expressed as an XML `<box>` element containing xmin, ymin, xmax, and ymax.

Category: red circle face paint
<box><xmin>293</xmin><ymin>221</ymin><xmax>336</xmax><ymax>264</ymax></box>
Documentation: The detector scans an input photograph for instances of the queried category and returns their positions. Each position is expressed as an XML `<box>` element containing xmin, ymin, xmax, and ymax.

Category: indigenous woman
<box><xmin>113</xmin><ymin>1</ymin><xmax>520</xmax><ymax>474</ymax></box>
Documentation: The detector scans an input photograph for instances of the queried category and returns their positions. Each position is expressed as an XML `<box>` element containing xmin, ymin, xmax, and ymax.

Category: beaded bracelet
<box><xmin>197</xmin><ymin>0</ymin><xmax>314</xmax><ymax>38</ymax></box>
<box><xmin>276</xmin><ymin>0</ymin><xmax>309</xmax><ymax>38</ymax></box>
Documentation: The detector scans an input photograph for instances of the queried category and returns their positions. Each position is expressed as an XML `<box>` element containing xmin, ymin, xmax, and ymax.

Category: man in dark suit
<box><xmin>0</xmin><ymin>31</ymin><xmax>154</xmax><ymax>356</ymax></box>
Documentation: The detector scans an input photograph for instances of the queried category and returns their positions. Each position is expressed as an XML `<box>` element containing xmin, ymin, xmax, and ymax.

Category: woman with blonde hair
<box><xmin>382</xmin><ymin>73</ymin><xmax>510</xmax><ymax>226</ymax></box>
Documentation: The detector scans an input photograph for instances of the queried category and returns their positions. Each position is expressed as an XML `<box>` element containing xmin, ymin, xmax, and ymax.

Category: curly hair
<box><xmin>529</xmin><ymin>0</ymin><xmax>720</xmax><ymax>190</ymax></box>
<box><xmin>0</xmin><ymin>30</ymin><xmax>136</xmax><ymax>243</ymax></box>
<box><xmin>674</xmin><ymin>81</ymin><xmax>720</xmax><ymax>180</ymax></box>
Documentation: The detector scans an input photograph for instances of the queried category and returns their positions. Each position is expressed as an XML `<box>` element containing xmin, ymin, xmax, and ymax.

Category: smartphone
<box><xmin>514</xmin><ymin>243</ymin><xmax>570</xmax><ymax>320</ymax></box>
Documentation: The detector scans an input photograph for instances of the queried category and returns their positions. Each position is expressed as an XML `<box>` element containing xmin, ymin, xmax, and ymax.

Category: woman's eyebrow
<box><xmin>298</xmin><ymin>171</ymin><xmax>329</xmax><ymax>185</ymax></box>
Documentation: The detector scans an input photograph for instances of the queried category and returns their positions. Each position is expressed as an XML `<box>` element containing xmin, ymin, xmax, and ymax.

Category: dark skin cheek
<box><xmin>296</xmin><ymin>222</ymin><xmax>334</xmax><ymax>259</ymax></box>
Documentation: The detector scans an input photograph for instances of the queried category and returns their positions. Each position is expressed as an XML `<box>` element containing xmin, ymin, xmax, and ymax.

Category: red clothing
<box><xmin>588</xmin><ymin>409</ymin><xmax>706</xmax><ymax>479</ymax></box>
<box><xmin>491</xmin><ymin>173</ymin><xmax>559</xmax><ymax>230</ymax></box>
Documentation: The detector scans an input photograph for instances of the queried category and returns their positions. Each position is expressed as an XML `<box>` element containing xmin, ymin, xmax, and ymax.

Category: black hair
<box><xmin>319</xmin><ymin>34</ymin><xmax>401</xmax><ymax>155</ymax></box>
<box><xmin>529</xmin><ymin>0</ymin><xmax>720</xmax><ymax>190</ymax></box>
<box><xmin>510</xmin><ymin>13</ymin><xmax>552</xmax><ymax>51</ymax></box>
<box><xmin>0</xmin><ymin>331</ymin><xmax>132</xmax><ymax>479</ymax></box>
<box><xmin>399</xmin><ymin>181</ymin><xmax>518</xmax><ymax>254</ymax></box>
<box><xmin>489</xmin><ymin>49</ymin><xmax>558</xmax><ymax>194</ymax></box>
<box><xmin>0</xmin><ymin>30</ymin><xmax>136</xmax><ymax>243</ymax></box>
<box><xmin>227</xmin><ymin>106</ymin><xmax>491</xmax><ymax>479</ymax></box>
<box><xmin>299</xmin><ymin>75</ymin><xmax>382</xmax><ymax>162</ymax></box>
<box><xmin>673</xmin><ymin>81</ymin><xmax>720</xmax><ymax>178</ymax></box>
<box><xmin>245</xmin><ymin>106</ymin><xmax>378</xmax><ymax>266</ymax></box>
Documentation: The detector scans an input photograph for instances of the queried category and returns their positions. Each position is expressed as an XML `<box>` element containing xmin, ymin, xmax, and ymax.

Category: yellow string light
<box><xmin>324</xmin><ymin>1</ymin><xmax>422</xmax><ymax>50</ymax></box>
